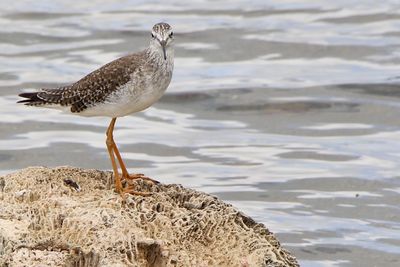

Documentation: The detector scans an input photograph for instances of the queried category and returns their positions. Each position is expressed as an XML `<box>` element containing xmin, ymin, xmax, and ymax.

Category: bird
<box><xmin>17</xmin><ymin>22</ymin><xmax>174</xmax><ymax>196</ymax></box>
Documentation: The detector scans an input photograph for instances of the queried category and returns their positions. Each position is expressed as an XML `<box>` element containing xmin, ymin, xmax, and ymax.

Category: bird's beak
<box><xmin>160</xmin><ymin>40</ymin><xmax>167</xmax><ymax>60</ymax></box>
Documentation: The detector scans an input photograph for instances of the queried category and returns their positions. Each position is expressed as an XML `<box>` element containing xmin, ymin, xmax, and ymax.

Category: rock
<box><xmin>0</xmin><ymin>166</ymin><xmax>299</xmax><ymax>267</ymax></box>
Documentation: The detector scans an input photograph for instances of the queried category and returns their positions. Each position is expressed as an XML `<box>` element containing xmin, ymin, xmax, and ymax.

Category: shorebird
<box><xmin>18</xmin><ymin>22</ymin><xmax>174</xmax><ymax>196</ymax></box>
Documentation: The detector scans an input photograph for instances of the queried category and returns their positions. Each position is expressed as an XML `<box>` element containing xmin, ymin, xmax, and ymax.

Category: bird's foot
<box><xmin>121</xmin><ymin>173</ymin><xmax>159</xmax><ymax>184</ymax></box>
<box><xmin>120</xmin><ymin>184</ymin><xmax>153</xmax><ymax>197</ymax></box>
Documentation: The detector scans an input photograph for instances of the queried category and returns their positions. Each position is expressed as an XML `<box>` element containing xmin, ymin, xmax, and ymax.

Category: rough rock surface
<box><xmin>0</xmin><ymin>167</ymin><xmax>299</xmax><ymax>267</ymax></box>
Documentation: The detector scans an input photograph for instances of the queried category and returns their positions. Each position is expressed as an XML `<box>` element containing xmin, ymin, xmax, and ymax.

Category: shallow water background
<box><xmin>1</xmin><ymin>1</ymin><xmax>400</xmax><ymax>266</ymax></box>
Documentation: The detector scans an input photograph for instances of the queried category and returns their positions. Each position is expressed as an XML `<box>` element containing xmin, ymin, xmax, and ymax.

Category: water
<box><xmin>1</xmin><ymin>1</ymin><xmax>400</xmax><ymax>266</ymax></box>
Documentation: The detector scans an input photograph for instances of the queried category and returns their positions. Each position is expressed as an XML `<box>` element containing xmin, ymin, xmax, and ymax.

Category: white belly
<box><xmin>78</xmin><ymin>80</ymin><xmax>170</xmax><ymax>117</ymax></box>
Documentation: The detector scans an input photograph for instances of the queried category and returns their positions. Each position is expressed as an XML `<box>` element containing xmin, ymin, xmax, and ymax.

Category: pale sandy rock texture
<box><xmin>0</xmin><ymin>167</ymin><xmax>299</xmax><ymax>267</ymax></box>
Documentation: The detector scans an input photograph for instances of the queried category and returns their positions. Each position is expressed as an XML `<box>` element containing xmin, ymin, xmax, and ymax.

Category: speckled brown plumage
<box><xmin>19</xmin><ymin>53</ymin><xmax>145</xmax><ymax>113</ymax></box>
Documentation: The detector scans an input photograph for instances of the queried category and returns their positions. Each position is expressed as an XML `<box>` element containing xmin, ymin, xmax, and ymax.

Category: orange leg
<box><xmin>106</xmin><ymin>118</ymin><xmax>153</xmax><ymax>196</ymax></box>
<box><xmin>107</xmin><ymin>118</ymin><xmax>159</xmax><ymax>184</ymax></box>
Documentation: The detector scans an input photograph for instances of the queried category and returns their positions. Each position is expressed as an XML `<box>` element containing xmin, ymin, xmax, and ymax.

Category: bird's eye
<box><xmin>169</xmin><ymin>32</ymin><xmax>173</xmax><ymax>38</ymax></box>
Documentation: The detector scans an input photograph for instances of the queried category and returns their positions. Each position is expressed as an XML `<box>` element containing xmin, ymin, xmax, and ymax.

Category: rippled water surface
<box><xmin>1</xmin><ymin>1</ymin><xmax>400</xmax><ymax>266</ymax></box>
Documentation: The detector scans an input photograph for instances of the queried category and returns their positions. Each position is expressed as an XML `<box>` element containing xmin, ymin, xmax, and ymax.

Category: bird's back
<box><xmin>19</xmin><ymin>51</ymin><xmax>155</xmax><ymax>115</ymax></box>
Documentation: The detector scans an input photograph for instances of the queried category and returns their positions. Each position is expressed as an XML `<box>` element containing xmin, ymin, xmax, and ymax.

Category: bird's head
<box><xmin>149</xmin><ymin>22</ymin><xmax>174</xmax><ymax>60</ymax></box>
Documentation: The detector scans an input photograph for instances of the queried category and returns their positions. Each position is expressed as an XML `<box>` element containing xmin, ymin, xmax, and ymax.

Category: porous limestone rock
<box><xmin>0</xmin><ymin>167</ymin><xmax>299</xmax><ymax>267</ymax></box>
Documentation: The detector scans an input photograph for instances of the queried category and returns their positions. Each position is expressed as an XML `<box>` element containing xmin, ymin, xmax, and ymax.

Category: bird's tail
<box><xmin>17</xmin><ymin>92</ymin><xmax>46</xmax><ymax>106</ymax></box>
<box><xmin>17</xmin><ymin>87</ymin><xmax>69</xmax><ymax>106</ymax></box>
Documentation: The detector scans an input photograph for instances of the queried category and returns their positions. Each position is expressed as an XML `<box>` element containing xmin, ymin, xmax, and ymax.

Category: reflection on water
<box><xmin>1</xmin><ymin>1</ymin><xmax>400</xmax><ymax>266</ymax></box>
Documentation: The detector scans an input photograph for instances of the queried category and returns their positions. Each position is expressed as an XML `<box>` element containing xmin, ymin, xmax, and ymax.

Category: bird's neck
<box><xmin>144</xmin><ymin>46</ymin><xmax>174</xmax><ymax>76</ymax></box>
<box><xmin>146</xmin><ymin>45</ymin><xmax>174</xmax><ymax>63</ymax></box>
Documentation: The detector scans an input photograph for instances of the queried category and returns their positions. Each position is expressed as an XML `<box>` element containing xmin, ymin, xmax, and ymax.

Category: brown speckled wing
<box><xmin>62</xmin><ymin>53</ymin><xmax>144</xmax><ymax>113</ymax></box>
<box><xmin>22</xmin><ymin>53</ymin><xmax>144</xmax><ymax>113</ymax></box>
